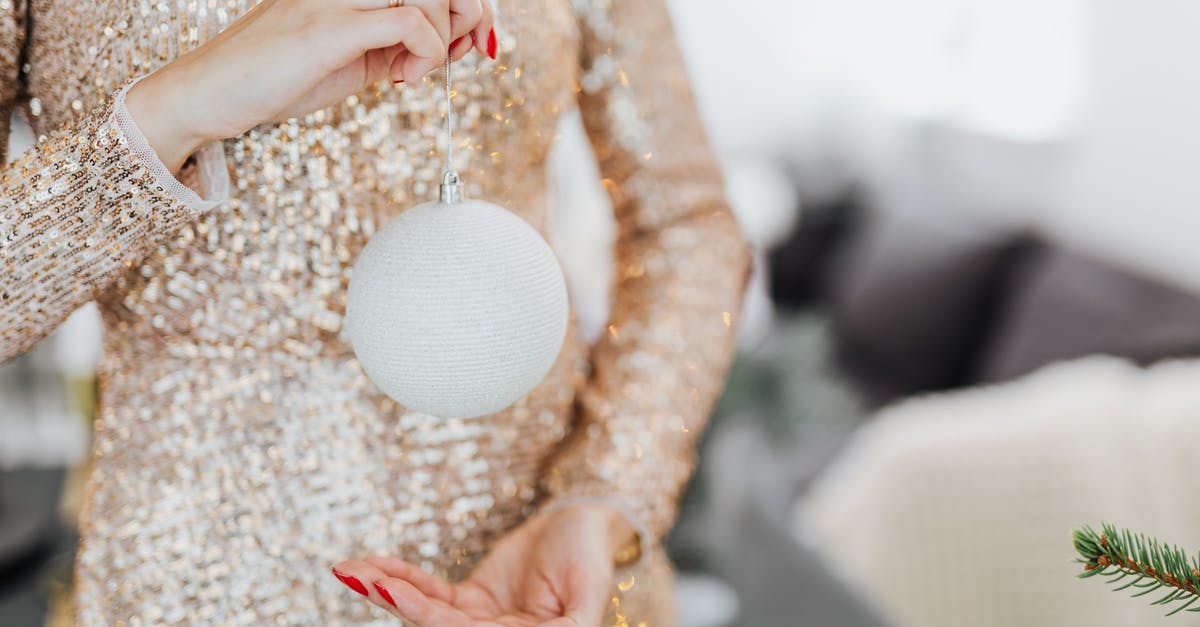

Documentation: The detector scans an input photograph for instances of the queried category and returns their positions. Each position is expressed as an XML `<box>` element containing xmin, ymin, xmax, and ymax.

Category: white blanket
<box><xmin>798</xmin><ymin>355</ymin><xmax>1200</xmax><ymax>627</ymax></box>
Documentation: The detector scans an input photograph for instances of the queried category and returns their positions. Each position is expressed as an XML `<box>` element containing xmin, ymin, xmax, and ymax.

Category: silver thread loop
<box><xmin>439</xmin><ymin>54</ymin><xmax>463</xmax><ymax>204</ymax></box>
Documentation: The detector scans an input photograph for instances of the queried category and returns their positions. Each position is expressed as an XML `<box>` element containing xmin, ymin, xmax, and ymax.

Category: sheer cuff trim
<box><xmin>538</xmin><ymin>495</ymin><xmax>653</xmax><ymax>569</ymax></box>
<box><xmin>184</xmin><ymin>140</ymin><xmax>231</xmax><ymax>205</ymax></box>
<box><xmin>112</xmin><ymin>76</ymin><xmax>230</xmax><ymax>213</ymax></box>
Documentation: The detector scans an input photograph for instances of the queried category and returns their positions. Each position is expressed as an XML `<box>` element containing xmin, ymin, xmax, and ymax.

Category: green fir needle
<box><xmin>1074</xmin><ymin>523</ymin><xmax>1200</xmax><ymax>617</ymax></box>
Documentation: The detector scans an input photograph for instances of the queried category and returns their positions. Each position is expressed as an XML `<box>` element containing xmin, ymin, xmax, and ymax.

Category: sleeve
<box><xmin>539</xmin><ymin>0</ymin><xmax>753</xmax><ymax>542</ymax></box>
<box><xmin>0</xmin><ymin>7</ymin><xmax>229</xmax><ymax>363</ymax></box>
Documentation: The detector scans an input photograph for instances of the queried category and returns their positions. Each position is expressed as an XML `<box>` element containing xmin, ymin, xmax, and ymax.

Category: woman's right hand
<box><xmin>125</xmin><ymin>0</ymin><xmax>494</xmax><ymax>174</ymax></box>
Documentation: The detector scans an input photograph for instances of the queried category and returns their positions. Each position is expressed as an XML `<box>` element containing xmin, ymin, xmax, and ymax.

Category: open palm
<box><xmin>333</xmin><ymin>504</ymin><xmax>628</xmax><ymax>626</ymax></box>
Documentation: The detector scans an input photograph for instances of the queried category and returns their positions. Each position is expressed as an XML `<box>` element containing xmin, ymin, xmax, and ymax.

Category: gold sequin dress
<box><xmin>0</xmin><ymin>0</ymin><xmax>749</xmax><ymax>624</ymax></box>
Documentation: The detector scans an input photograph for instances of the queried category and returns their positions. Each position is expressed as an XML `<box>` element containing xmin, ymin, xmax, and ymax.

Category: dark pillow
<box><xmin>975</xmin><ymin>246</ymin><xmax>1200</xmax><ymax>382</ymax></box>
<box><xmin>828</xmin><ymin>212</ymin><xmax>1028</xmax><ymax>406</ymax></box>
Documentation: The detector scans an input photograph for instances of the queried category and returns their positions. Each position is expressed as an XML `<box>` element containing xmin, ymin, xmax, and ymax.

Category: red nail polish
<box><xmin>331</xmin><ymin>568</ymin><xmax>369</xmax><ymax>597</ymax></box>
<box><xmin>487</xmin><ymin>28</ymin><xmax>497</xmax><ymax>59</ymax></box>
<box><xmin>373</xmin><ymin>581</ymin><xmax>398</xmax><ymax>608</ymax></box>
<box><xmin>393</xmin><ymin>79</ymin><xmax>405</xmax><ymax>85</ymax></box>
<box><xmin>450</xmin><ymin>36</ymin><xmax>466</xmax><ymax>53</ymax></box>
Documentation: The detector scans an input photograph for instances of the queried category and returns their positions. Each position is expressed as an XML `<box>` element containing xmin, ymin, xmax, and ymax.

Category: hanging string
<box><xmin>444</xmin><ymin>54</ymin><xmax>454</xmax><ymax>177</ymax></box>
<box><xmin>439</xmin><ymin>54</ymin><xmax>462</xmax><ymax>203</ymax></box>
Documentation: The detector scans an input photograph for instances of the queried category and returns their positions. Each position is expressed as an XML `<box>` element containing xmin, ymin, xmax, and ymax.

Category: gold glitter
<box><xmin>0</xmin><ymin>0</ymin><xmax>747</xmax><ymax>625</ymax></box>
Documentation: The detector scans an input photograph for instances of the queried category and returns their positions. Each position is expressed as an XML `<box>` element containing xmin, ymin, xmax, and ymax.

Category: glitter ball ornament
<box><xmin>344</xmin><ymin>188</ymin><xmax>568</xmax><ymax>418</ymax></box>
<box><xmin>343</xmin><ymin>60</ymin><xmax>569</xmax><ymax>419</ymax></box>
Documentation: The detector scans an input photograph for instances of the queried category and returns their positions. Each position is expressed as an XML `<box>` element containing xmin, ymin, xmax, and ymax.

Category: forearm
<box><xmin>541</xmin><ymin>214</ymin><xmax>750</xmax><ymax>539</ymax></box>
<box><xmin>548</xmin><ymin>0</ymin><xmax>753</xmax><ymax>541</ymax></box>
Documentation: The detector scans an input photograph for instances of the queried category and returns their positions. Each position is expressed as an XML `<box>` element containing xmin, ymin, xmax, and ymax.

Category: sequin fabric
<box><xmin>0</xmin><ymin>0</ymin><xmax>750</xmax><ymax>623</ymax></box>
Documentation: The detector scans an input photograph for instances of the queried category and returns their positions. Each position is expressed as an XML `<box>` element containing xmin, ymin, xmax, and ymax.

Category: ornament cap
<box><xmin>439</xmin><ymin>170</ymin><xmax>463</xmax><ymax>204</ymax></box>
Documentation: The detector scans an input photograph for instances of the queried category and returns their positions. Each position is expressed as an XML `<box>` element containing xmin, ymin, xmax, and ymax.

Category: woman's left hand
<box><xmin>332</xmin><ymin>503</ymin><xmax>635</xmax><ymax>626</ymax></box>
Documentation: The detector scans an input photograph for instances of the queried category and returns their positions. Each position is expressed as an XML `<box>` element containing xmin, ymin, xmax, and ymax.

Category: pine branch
<box><xmin>1074</xmin><ymin>523</ymin><xmax>1200</xmax><ymax>616</ymax></box>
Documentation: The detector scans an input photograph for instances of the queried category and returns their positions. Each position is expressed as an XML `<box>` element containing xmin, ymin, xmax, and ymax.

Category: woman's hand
<box><xmin>125</xmin><ymin>0</ymin><xmax>495</xmax><ymax>174</ymax></box>
<box><xmin>332</xmin><ymin>503</ymin><xmax>638</xmax><ymax>626</ymax></box>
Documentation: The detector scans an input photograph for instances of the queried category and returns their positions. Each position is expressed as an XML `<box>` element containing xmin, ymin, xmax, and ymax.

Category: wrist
<box><xmin>124</xmin><ymin>68</ymin><xmax>211</xmax><ymax>174</ymax></box>
<box><xmin>545</xmin><ymin>502</ymin><xmax>641</xmax><ymax>566</ymax></box>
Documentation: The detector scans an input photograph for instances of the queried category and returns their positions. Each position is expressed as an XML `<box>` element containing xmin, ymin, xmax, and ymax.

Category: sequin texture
<box><xmin>0</xmin><ymin>0</ymin><xmax>749</xmax><ymax>624</ymax></box>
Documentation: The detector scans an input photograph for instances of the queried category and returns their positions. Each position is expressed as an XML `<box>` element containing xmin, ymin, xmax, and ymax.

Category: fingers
<box><xmin>449</xmin><ymin>33</ymin><xmax>474</xmax><ymax>62</ymax></box>
<box><xmin>449</xmin><ymin>0</ymin><xmax>483</xmax><ymax>42</ymax></box>
<box><xmin>339</xmin><ymin>6</ymin><xmax>445</xmax><ymax>59</ymax></box>
<box><xmin>472</xmin><ymin>0</ymin><xmax>496</xmax><ymax>59</ymax></box>
<box><xmin>333</xmin><ymin>557</ymin><xmax>475</xmax><ymax>627</ymax></box>
<box><xmin>401</xmin><ymin>0</ymin><xmax>453</xmax><ymax>57</ymax></box>
<box><xmin>331</xmin><ymin>561</ymin><xmax>399</xmax><ymax>617</ymax></box>
<box><xmin>393</xmin><ymin>53</ymin><xmax>433</xmax><ymax>86</ymax></box>
<box><xmin>358</xmin><ymin>43</ymin><xmax>403</xmax><ymax>84</ymax></box>
<box><xmin>363</xmin><ymin>555</ymin><xmax>457</xmax><ymax>602</ymax></box>
<box><xmin>383</xmin><ymin>0</ymin><xmax>482</xmax><ymax>68</ymax></box>
<box><xmin>338</xmin><ymin>7</ymin><xmax>446</xmax><ymax>82</ymax></box>
<box><xmin>338</xmin><ymin>0</ymin><xmax>488</xmax><ymax>82</ymax></box>
<box><xmin>374</xmin><ymin>577</ymin><xmax>474</xmax><ymax>627</ymax></box>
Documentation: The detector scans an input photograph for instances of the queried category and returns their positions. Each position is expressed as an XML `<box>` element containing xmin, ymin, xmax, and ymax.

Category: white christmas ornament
<box><xmin>343</xmin><ymin>59</ymin><xmax>569</xmax><ymax>419</ymax></box>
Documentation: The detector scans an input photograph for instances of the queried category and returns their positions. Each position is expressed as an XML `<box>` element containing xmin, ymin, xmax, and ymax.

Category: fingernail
<box><xmin>487</xmin><ymin>28</ymin><xmax>498</xmax><ymax>59</ymax></box>
<box><xmin>450</xmin><ymin>36</ymin><xmax>466</xmax><ymax>53</ymax></box>
<box><xmin>393</xmin><ymin>79</ymin><xmax>404</xmax><ymax>85</ymax></box>
<box><xmin>372</xmin><ymin>581</ymin><xmax>398</xmax><ymax>608</ymax></box>
<box><xmin>331</xmin><ymin>568</ymin><xmax>369</xmax><ymax>597</ymax></box>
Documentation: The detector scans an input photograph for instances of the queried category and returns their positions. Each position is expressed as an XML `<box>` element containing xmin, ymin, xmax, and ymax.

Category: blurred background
<box><xmin>7</xmin><ymin>0</ymin><xmax>1200</xmax><ymax>625</ymax></box>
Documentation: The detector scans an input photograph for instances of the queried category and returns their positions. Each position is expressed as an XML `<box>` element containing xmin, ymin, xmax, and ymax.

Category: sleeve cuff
<box><xmin>112</xmin><ymin>77</ymin><xmax>230</xmax><ymax>213</ymax></box>
<box><xmin>538</xmin><ymin>494</ymin><xmax>654</xmax><ymax>569</ymax></box>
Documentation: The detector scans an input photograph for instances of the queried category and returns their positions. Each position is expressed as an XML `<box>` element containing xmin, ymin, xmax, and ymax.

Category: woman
<box><xmin>0</xmin><ymin>0</ymin><xmax>749</xmax><ymax>624</ymax></box>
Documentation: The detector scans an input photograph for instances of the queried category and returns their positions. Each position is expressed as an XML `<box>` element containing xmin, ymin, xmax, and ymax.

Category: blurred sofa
<box><xmin>771</xmin><ymin>200</ymin><xmax>1200</xmax><ymax>626</ymax></box>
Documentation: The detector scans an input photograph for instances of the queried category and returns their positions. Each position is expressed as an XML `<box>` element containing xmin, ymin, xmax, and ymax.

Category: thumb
<box><xmin>560</xmin><ymin>568</ymin><xmax>609</xmax><ymax>627</ymax></box>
